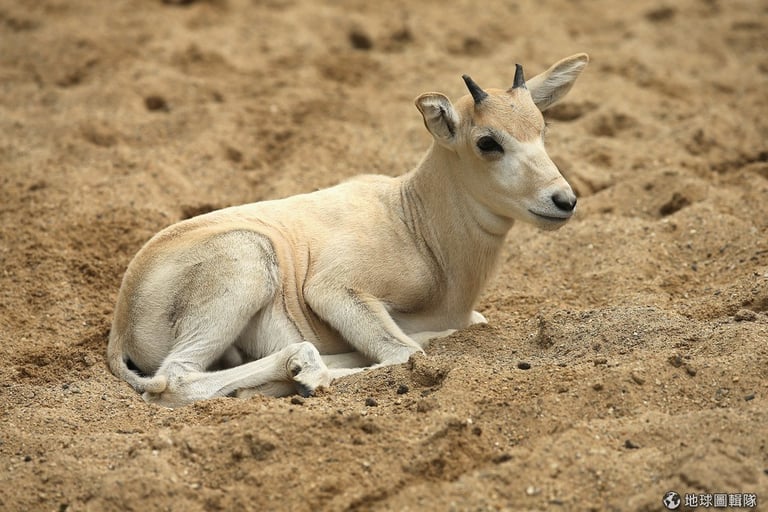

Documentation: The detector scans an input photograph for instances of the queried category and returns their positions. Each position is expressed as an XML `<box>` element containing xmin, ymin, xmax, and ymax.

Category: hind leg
<box><xmin>146</xmin><ymin>341</ymin><xmax>330</xmax><ymax>406</ymax></box>
<box><xmin>136</xmin><ymin>230</ymin><xmax>317</xmax><ymax>407</ymax></box>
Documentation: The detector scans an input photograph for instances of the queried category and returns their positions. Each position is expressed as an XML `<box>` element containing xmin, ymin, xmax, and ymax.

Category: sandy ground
<box><xmin>1</xmin><ymin>0</ymin><xmax>767</xmax><ymax>510</ymax></box>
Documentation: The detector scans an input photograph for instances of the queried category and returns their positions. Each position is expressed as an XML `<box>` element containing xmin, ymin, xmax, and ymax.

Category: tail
<box><xmin>107</xmin><ymin>331</ymin><xmax>168</xmax><ymax>395</ymax></box>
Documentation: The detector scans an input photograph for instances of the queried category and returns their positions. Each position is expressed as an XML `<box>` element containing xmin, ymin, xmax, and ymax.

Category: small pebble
<box><xmin>624</xmin><ymin>439</ymin><xmax>640</xmax><ymax>449</ymax></box>
<box><xmin>492</xmin><ymin>453</ymin><xmax>512</xmax><ymax>464</ymax></box>
<box><xmin>630</xmin><ymin>371</ymin><xmax>645</xmax><ymax>385</ymax></box>
<box><xmin>685</xmin><ymin>365</ymin><xmax>697</xmax><ymax>377</ymax></box>
<box><xmin>517</xmin><ymin>361</ymin><xmax>531</xmax><ymax>370</ymax></box>
<box><xmin>290</xmin><ymin>396</ymin><xmax>305</xmax><ymax>405</ymax></box>
<box><xmin>396</xmin><ymin>384</ymin><xmax>409</xmax><ymax>395</ymax></box>
<box><xmin>744</xmin><ymin>392</ymin><xmax>756</xmax><ymax>401</ymax></box>
<box><xmin>144</xmin><ymin>95</ymin><xmax>169</xmax><ymax>112</ymax></box>
<box><xmin>364</xmin><ymin>397</ymin><xmax>378</xmax><ymax>407</ymax></box>
<box><xmin>592</xmin><ymin>382</ymin><xmax>604</xmax><ymax>391</ymax></box>
<box><xmin>348</xmin><ymin>29</ymin><xmax>373</xmax><ymax>50</ymax></box>
<box><xmin>526</xmin><ymin>485</ymin><xmax>541</xmax><ymax>496</ymax></box>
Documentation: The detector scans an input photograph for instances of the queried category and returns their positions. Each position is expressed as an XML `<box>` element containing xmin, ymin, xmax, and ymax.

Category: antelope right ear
<box><xmin>415</xmin><ymin>93</ymin><xmax>459</xmax><ymax>147</ymax></box>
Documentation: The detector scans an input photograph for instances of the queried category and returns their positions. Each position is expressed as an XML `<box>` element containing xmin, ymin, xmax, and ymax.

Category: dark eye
<box><xmin>476</xmin><ymin>136</ymin><xmax>503</xmax><ymax>153</ymax></box>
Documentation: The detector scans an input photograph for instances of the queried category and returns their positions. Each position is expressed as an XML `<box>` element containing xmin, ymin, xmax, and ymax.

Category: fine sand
<box><xmin>1</xmin><ymin>0</ymin><xmax>767</xmax><ymax>510</ymax></box>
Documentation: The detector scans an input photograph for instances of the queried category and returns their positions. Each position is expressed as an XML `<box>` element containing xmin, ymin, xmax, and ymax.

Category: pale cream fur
<box><xmin>107</xmin><ymin>53</ymin><xmax>589</xmax><ymax>407</ymax></box>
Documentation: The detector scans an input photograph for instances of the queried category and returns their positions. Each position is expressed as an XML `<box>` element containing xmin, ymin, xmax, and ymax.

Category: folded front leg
<box><xmin>304</xmin><ymin>284</ymin><xmax>424</xmax><ymax>366</ymax></box>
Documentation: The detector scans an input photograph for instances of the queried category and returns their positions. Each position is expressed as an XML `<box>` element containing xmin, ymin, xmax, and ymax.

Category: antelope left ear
<box><xmin>526</xmin><ymin>53</ymin><xmax>589</xmax><ymax>111</ymax></box>
<box><xmin>415</xmin><ymin>93</ymin><xmax>459</xmax><ymax>148</ymax></box>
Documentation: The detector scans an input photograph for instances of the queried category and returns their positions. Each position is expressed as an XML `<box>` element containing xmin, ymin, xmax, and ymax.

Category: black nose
<box><xmin>552</xmin><ymin>191</ymin><xmax>577</xmax><ymax>212</ymax></box>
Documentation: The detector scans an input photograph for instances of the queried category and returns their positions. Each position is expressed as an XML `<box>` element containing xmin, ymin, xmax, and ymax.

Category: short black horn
<box><xmin>511</xmin><ymin>63</ymin><xmax>526</xmax><ymax>89</ymax></box>
<box><xmin>462</xmin><ymin>74</ymin><xmax>488</xmax><ymax>104</ymax></box>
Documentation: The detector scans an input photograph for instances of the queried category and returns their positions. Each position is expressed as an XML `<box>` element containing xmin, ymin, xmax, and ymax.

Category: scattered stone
<box><xmin>526</xmin><ymin>485</ymin><xmax>541</xmax><ymax>496</ymax></box>
<box><xmin>593</xmin><ymin>357</ymin><xmax>608</xmax><ymax>366</ymax></box>
<box><xmin>630</xmin><ymin>371</ymin><xmax>646</xmax><ymax>385</ymax></box>
<box><xmin>592</xmin><ymin>382</ymin><xmax>604</xmax><ymax>391</ymax></box>
<box><xmin>364</xmin><ymin>397</ymin><xmax>378</xmax><ymax>407</ymax></box>
<box><xmin>685</xmin><ymin>365</ymin><xmax>698</xmax><ymax>377</ymax></box>
<box><xmin>744</xmin><ymin>392</ymin><xmax>756</xmax><ymax>401</ymax></box>
<box><xmin>144</xmin><ymin>95</ymin><xmax>169</xmax><ymax>112</ymax></box>
<box><xmin>290</xmin><ymin>396</ymin><xmax>305</xmax><ymax>405</ymax></box>
<box><xmin>517</xmin><ymin>361</ymin><xmax>531</xmax><ymax>370</ymax></box>
<box><xmin>396</xmin><ymin>384</ymin><xmax>409</xmax><ymax>395</ymax></box>
<box><xmin>348</xmin><ymin>29</ymin><xmax>373</xmax><ymax>50</ymax></box>
<box><xmin>624</xmin><ymin>439</ymin><xmax>640</xmax><ymax>449</ymax></box>
<box><xmin>492</xmin><ymin>453</ymin><xmax>512</xmax><ymax>464</ymax></box>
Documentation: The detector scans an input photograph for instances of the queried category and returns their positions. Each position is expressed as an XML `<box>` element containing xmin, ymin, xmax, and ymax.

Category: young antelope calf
<box><xmin>108</xmin><ymin>53</ymin><xmax>589</xmax><ymax>407</ymax></box>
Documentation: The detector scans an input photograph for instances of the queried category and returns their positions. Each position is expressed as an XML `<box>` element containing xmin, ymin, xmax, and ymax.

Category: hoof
<box><xmin>470</xmin><ymin>310</ymin><xmax>488</xmax><ymax>324</ymax></box>
<box><xmin>295</xmin><ymin>382</ymin><xmax>314</xmax><ymax>398</ymax></box>
<box><xmin>288</xmin><ymin>342</ymin><xmax>331</xmax><ymax>397</ymax></box>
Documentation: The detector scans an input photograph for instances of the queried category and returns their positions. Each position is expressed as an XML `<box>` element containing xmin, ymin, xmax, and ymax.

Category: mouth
<box><xmin>528</xmin><ymin>210</ymin><xmax>572</xmax><ymax>223</ymax></box>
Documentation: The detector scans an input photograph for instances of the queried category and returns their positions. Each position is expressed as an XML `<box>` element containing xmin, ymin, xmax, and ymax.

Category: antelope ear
<box><xmin>415</xmin><ymin>93</ymin><xmax>459</xmax><ymax>147</ymax></box>
<box><xmin>526</xmin><ymin>53</ymin><xmax>589</xmax><ymax>111</ymax></box>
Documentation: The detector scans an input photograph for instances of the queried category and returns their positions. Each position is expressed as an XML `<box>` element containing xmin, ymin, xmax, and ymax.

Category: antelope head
<box><xmin>415</xmin><ymin>53</ymin><xmax>589</xmax><ymax>231</ymax></box>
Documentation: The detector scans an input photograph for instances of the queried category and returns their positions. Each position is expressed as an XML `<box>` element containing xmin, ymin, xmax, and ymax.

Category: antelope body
<box><xmin>108</xmin><ymin>54</ymin><xmax>589</xmax><ymax>407</ymax></box>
